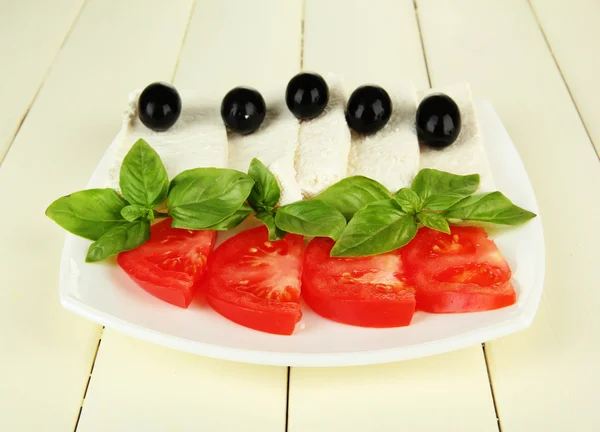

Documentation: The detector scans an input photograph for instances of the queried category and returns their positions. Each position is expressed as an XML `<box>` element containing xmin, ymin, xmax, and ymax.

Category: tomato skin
<box><xmin>204</xmin><ymin>226</ymin><xmax>304</xmax><ymax>335</ymax></box>
<box><xmin>206</xmin><ymin>283</ymin><xmax>301</xmax><ymax>335</ymax></box>
<box><xmin>117</xmin><ymin>218</ymin><xmax>216</xmax><ymax>308</ymax></box>
<box><xmin>416</xmin><ymin>285</ymin><xmax>516</xmax><ymax>313</ymax></box>
<box><xmin>401</xmin><ymin>226</ymin><xmax>516</xmax><ymax>313</ymax></box>
<box><xmin>302</xmin><ymin>238</ymin><xmax>416</xmax><ymax>328</ymax></box>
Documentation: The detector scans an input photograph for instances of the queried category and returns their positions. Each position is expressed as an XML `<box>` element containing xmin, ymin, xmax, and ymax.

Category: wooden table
<box><xmin>1</xmin><ymin>0</ymin><xmax>598</xmax><ymax>430</ymax></box>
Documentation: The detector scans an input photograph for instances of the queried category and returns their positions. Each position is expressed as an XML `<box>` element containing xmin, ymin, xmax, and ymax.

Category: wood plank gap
<box><xmin>526</xmin><ymin>0</ymin><xmax>599</xmax><ymax>161</ymax></box>
<box><xmin>170</xmin><ymin>0</ymin><xmax>198</xmax><ymax>82</ymax></box>
<box><xmin>0</xmin><ymin>0</ymin><xmax>89</xmax><ymax>168</ymax></box>
<box><xmin>73</xmin><ymin>326</ymin><xmax>104</xmax><ymax>432</ymax></box>
<box><xmin>482</xmin><ymin>344</ymin><xmax>502</xmax><ymax>432</ymax></box>
<box><xmin>412</xmin><ymin>0</ymin><xmax>432</xmax><ymax>87</ymax></box>
<box><xmin>285</xmin><ymin>367</ymin><xmax>291</xmax><ymax>432</ymax></box>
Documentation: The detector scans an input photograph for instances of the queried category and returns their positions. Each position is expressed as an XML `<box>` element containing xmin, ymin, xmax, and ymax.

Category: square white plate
<box><xmin>60</xmin><ymin>100</ymin><xmax>544</xmax><ymax>367</ymax></box>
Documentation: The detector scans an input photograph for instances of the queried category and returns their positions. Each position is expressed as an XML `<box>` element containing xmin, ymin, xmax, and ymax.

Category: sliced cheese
<box><xmin>227</xmin><ymin>90</ymin><xmax>302</xmax><ymax>205</ymax></box>
<box><xmin>295</xmin><ymin>75</ymin><xmax>351</xmax><ymax>197</ymax></box>
<box><xmin>419</xmin><ymin>82</ymin><xmax>496</xmax><ymax>192</ymax></box>
<box><xmin>108</xmin><ymin>90</ymin><xmax>228</xmax><ymax>192</ymax></box>
<box><xmin>348</xmin><ymin>83</ymin><xmax>419</xmax><ymax>192</ymax></box>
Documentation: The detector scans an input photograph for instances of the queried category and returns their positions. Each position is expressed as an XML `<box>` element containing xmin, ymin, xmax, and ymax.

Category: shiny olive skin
<box><xmin>345</xmin><ymin>85</ymin><xmax>392</xmax><ymax>135</ymax></box>
<box><xmin>416</xmin><ymin>94</ymin><xmax>461</xmax><ymax>148</ymax></box>
<box><xmin>138</xmin><ymin>82</ymin><xmax>182</xmax><ymax>132</ymax></box>
<box><xmin>286</xmin><ymin>72</ymin><xmax>329</xmax><ymax>120</ymax></box>
<box><xmin>221</xmin><ymin>87</ymin><xmax>266</xmax><ymax>134</ymax></box>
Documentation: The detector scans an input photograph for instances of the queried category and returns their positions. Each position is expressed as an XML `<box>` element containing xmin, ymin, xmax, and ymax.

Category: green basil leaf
<box><xmin>119</xmin><ymin>138</ymin><xmax>169</xmax><ymax>208</ymax></box>
<box><xmin>121</xmin><ymin>204</ymin><xmax>154</xmax><ymax>222</ymax></box>
<box><xmin>256</xmin><ymin>210</ymin><xmax>286</xmax><ymax>241</ymax></box>
<box><xmin>331</xmin><ymin>200</ymin><xmax>417</xmax><ymax>257</ymax></box>
<box><xmin>168</xmin><ymin>168</ymin><xmax>254</xmax><ymax>229</ymax></box>
<box><xmin>203</xmin><ymin>204</ymin><xmax>253</xmax><ymax>231</ymax></box>
<box><xmin>394</xmin><ymin>188</ymin><xmax>423</xmax><ymax>215</ymax></box>
<box><xmin>45</xmin><ymin>188</ymin><xmax>129</xmax><ymax>240</ymax></box>
<box><xmin>315</xmin><ymin>176</ymin><xmax>392</xmax><ymax>220</ymax></box>
<box><xmin>417</xmin><ymin>211</ymin><xmax>450</xmax><ymax>234</ymax></box>
<box><xmin>275</xmin><ymin>200</ymin><xmax>346</xmax><ymax>240</ymax></box>
<box><xmin>443</xmin><ymin>192</ymin><xmax>537</xmax><ymax>225</ymax></box>
<box><xmin>411</xmin><ymin>169</ymin><xmax>480</xmax><ymax>211</ymax></box>
<box><xmin>85</xmin><ymin>220</ymin><xmax>150</xmax><ymax>262</ymax></box>
<box><xmin>247</xmin><ymin>158</ymin><xmax>280</xmax><ymax>211</ymax></box>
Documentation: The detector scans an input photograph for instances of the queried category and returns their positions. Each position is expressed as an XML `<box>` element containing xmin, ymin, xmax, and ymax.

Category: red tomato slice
<box><xmin>204</xmin><ymin>226</ymin><xmax>304</xmax><ymax>335</ymax></box>
<box><xmin>401</xmin><ymin>226</ymin><xmax>516</xmax><ymax>313</ymax></box>
<box><xmin>302</xmin><ymin>238</ymin><xmax>416</xmax><ymax>328</ymax></box>
<box><xmin>117</xmin><ymin>218</ymin><xmax>216</xmax><ymax>308</ymax></box>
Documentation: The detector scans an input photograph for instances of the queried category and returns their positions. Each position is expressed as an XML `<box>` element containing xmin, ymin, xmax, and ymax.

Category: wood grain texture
<box><xmin>530</xmin><ymin>0</ymin><xmax>600</xmax><ymax>154</ymax></box>
<box><xmin>76</xmin><ymin>0</ymin><xmax>302</xmax><ymax>430</ymax></box>
<box><xmin>289</xmin><ymin>1</ymin><xmax>498</xmax><ymax>431</ymax></box>
<box><xmin>0</xmin><ymin>1</ymin><xmax>193</xmax><ymax>430</ymax></box>
<box><xmin>0</xmin><ymin>0</ymin><xmax>84</xmax><ymax>162</ymax></box>
<box><xmin>417</xmin><ymin>0</ymin><xmax>600</xmax><ymax>430</ymax></box>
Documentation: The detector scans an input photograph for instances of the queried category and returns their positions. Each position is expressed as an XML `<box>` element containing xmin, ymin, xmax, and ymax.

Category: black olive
<box><xmin>220</xmin><ymin>87</ymin><xmax>266</xmax><ymax>135</ymax></box>
<box><xmin>345</xmin><ymin>85</ymin><xmax>392</xmax><ymax>135</ymax></box>
<box><xmin>286</xmin><ymin>72</ymin><xmax>329</xmax><ymax>120</ymax></box>
<box><xmin>138</xmin><ymin>82</ymin><xmax>182</xmax><ymax>132</ymax></box>
<box><xmin>416</xmin><ymin>94</ymin><xmax>461</xmax><ymax>148</ymax></box>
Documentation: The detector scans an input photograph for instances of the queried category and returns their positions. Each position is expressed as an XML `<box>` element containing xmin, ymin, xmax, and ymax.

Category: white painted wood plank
<box><xmin>77</xmin><ymin>0</ymin><xmax>301</xmax><ymax>430</ymax></box>
<box><xmin>289</xmin><ymin>1</ymin><xmax>498</xmax><ymax>431</ymax></box>
<box><xmin>78</xmin><ymin>333</ymin><xmax>288</xmax><ymax>432</ymax></box>
<box><xmin>0</xmin><ymin>0</ymin><xmax>84</xmax><ymax>162</ymax></box>
<box><xmin>417</xmin><ymin>0</ymin><xmax>600</xmax><ymax>430</ymax></box>
<box><xmin>290</xmin><ymin>347</ymin><xmax>497</xmax><ymax>432</ymax></box>
<box><xmin>530</xmin><ymin>0</ymin><xmax>600</xmax><ymax>153</ymax></box>
<box><xmin>0</xmin><ymin>1</ymin><xmax>193</xmax><ymax>431</ymax></box>
<box><xmin>302</xmin><ymin>0</ymin><xmax>429</xmax><ymax>90</ymax></box>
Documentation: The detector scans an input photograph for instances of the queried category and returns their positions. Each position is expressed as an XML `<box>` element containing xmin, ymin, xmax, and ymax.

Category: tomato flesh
<box><xmin>401</xmin><ymin>226</ymin><xmax>516</xmax><ymax>313</ymax></box>
<box><xmin>117</xmin><ymin>218</ymin><xmax>216</xmax><ymax>308</ymax></box>
<box><xmin>204</xmin><ymin>226</ymin><xmax>304</xmax><ymax>335</ymax></box>
<box><xmin>302</xmin><ymin>238</ymin><xmax>416</xmax><ymax>327</ymax></box>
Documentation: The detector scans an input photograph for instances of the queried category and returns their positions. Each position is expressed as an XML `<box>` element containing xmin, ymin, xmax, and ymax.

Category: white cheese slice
<box><xmin>419</xmin><ymin>82</ymin><xmax>496</xmax><ymax>192</ymax></box>
<box><xmin>108</xmin><ymin>90</ymin><xmax>228</xmax><ymax>192</ymax></box>
<box><xmin>227</xmin><ymin>90</ymin><xmax>302</xmax><ymax>205</ymax></box>
<box><xmin>347</xmin><ymin>83</ymin><xmax>419</xmax><ymax>192</ymax></box>
<box><xmin>295</xmin><ymin>75</ymin><xmax>352</xmax><ymax>198</ymax></box>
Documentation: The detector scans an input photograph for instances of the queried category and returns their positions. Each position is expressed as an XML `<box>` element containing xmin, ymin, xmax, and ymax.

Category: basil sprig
<box><xmin>326</xmin><ymin>168</ymin><xmax>535</xmax><ymax>257</ymax></box>
<box><xmin>46</xmin><ymin>139</ymin><xmax>256</xmax><ymax>261</ymax></box>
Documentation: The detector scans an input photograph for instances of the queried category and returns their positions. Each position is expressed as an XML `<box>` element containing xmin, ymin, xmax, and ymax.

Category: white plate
<box><xmin>60</xmin><ymin>100</ymin><xmax>545</xmax><ymax>367</ymax></box>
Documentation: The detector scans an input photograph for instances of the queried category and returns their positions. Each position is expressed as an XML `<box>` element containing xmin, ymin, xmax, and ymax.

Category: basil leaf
<box><xmin>119</xmin><ymin>138</ymin><xmax>169</xmax><ymax>208</ymax></box>
<box><xmin>331</xmin><ymin>200</ymin><xmax>417</xmax><ymax>257</ymax></box>
<box><xmin>203</xmin><ymin>204</ymin><xmax>253</xmax><ymax>231</ymax></box>
<box><xmin>275</xmin><ymin>200</ymin><xmax>346</xmax><ymax>240</ymax></box>
<box><xmin>443</xmin><ymin>192</ymin><xmax>537</xmax><ymax>225</ymax></box>
<box><xmin>315</xmin><ymin>176</ymin><xmax>392</xmax><ymax>220</ymax></box>
<box><xmin>247</xmin><ymin>158</ymin><xmax>280</xmax><ymax>211</ymax></box>
<box><xmin>256</xmin><ymin>210</ymin><xmax>286</xmax><ymax>241</ymax></box>
<box><xmin>121</xmin><ymin>204</ymin><xmax>154</xmax><ymax>222</ymax></box>
<box><xmin>85</xmin><ymin>220</ymin><xmax>150</xmax><ymax>262</ymax></box>
<box><xmin>168</xmin><ymin>168</ymin><xmax>254</xmax><ymax>229</ymax></box>
<box><xmin>45</xmin><ymin>188</ymin><xmax>129</xmax><ymax>240</ymax></box>
<box><xmin>417</xmin><ymin>211</ymin><xmax>450</xmax><ymax>234</ymax></box>
<box><xmin>394</xmin><ymin>188</ymin><xmax>423</xmax><ymax>215</ymax></box>
<box><xmin>411</xmin><ymin>169</ymin><xmax>480</xmax><ymax>211</ymax></box>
